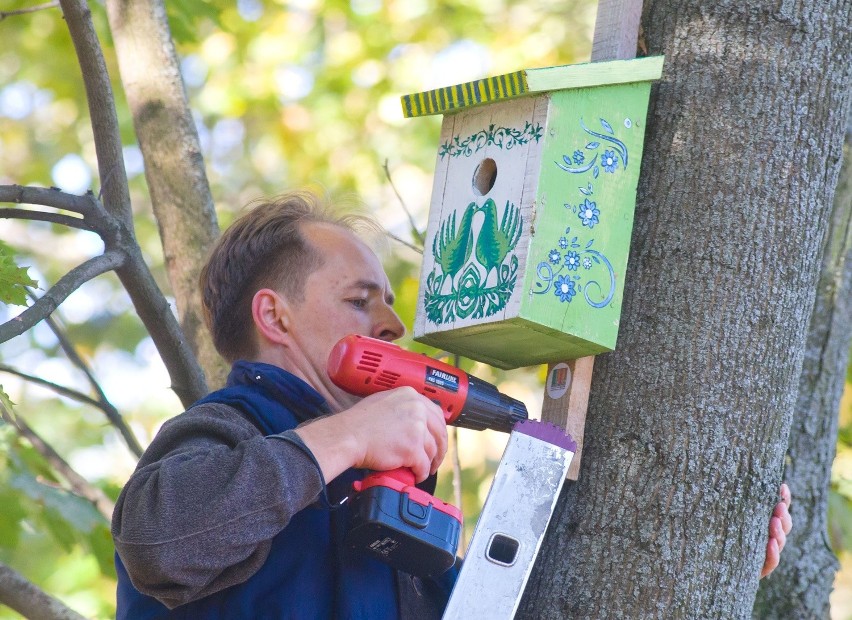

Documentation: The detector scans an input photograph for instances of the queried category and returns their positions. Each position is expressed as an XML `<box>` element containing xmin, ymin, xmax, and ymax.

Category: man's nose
<box><xmin>373</xmin><ymin>305</ymin><xmax>405</xmax><ymax>341</ymax></box>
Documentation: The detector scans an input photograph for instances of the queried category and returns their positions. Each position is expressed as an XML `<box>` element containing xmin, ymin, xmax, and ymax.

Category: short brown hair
<box><xmin>200</xmin><ymin>190</ymin><xmax>365</xmax><ymax>362</ymax></box>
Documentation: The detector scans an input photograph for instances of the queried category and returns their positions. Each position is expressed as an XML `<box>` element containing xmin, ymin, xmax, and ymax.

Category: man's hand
<box><xmin>760</xmin><ymin>483</ymin><xmax>792</xmax><ymax>579</ymax></box>
<box><xmin>294</xmin><ymin>387</ymin><xmax>448</xmax><ymax>484</ymax></box>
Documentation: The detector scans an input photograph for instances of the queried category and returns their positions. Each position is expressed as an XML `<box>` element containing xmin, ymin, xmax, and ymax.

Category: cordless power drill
<box><xmin>327</xmin><ymin>334</ymin><xmax>528</xmax><ymax>577</ymax></box>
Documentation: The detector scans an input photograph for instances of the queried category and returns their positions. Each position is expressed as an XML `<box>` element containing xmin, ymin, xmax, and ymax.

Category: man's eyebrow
<box><xmin>351</xmin><ymin>280</ymin><xmax>395</xmax><ymax>305</ymax></box>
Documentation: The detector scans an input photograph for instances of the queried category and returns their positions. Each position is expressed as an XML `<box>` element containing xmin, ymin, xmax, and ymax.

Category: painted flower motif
<box><xmin>564</xmin><ymin>251</ymin><xmax>581</xmax><ymax>271</ymax></box>
<box><xmin>578</xmin><ymin>199</ymin><xmax>600</xmax><ymax>228</ymax></box>
<box><xmin>601</xmin><ymin>149</ymin><xmax>618</xmax><ymax>173</ymax></box>
<box><xmin>553</xmin><ymin>275</ymin><xmax>576</xmax><ymax>303</ymax></box>
<box><xmin>572</xmin><ymin>149</ymin><xmax>584</xmax><ymax>165</ymax></box>
<box><xmin>583</xmin><ymin>257</ymin><xmax>593</xmax><ymax>270</ymax></box>
<box><xmin>548</xmin><ymin>249</ymin><xmax>561</xmax><ymax>264</ymax></box>
<box><xmin>558</xmin><ymin>237</ymin><xmax>569</xmax><ymax>249</ymax></box>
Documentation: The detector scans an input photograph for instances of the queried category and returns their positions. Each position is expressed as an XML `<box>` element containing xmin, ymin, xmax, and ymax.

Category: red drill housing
<box><xmin>327</xmin><ymin>334</ymin><xmax>528</xmax><ymax>433</ymax></box>
<box><xmin>326</xmin><ymin>334</ymin><xmax>529</xmax><ymax>578</ymax></box>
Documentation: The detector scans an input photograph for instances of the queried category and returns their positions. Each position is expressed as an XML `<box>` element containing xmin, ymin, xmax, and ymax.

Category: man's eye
<box><xmin>349</xmin><ymin>298</ymin><xmax>368</xmax><ymax>309</ymax></box>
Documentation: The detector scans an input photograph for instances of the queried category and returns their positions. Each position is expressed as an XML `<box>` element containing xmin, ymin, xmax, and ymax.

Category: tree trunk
<box><xmin>753</xmin><ymin>108</ymin><xmax>852</xmax><ymax>619</ymax></box>
<box><xmin>518</xmin><ymin>1</ymin><xmax>852</xmax><ymax>617</ymax></box>
<box><xmin>105</xmin><ymin>0</ymin><xmax>228</xmax><ymax>389</ymax></box>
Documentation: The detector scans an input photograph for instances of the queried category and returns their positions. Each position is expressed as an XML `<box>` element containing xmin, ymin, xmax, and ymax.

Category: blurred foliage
<box><xmin>0</xmin><ymin>0</ymin><xmax>850</xmax><ymax>617</ymax></box>
<box><xmin>0</xmin><ymin>0</ymin><xmax>593</xmax><ymax>615</ymax></box>
<box><xmin>830</xmin><ymin>380</ymin><xmax>852</xmax><ymax>552</ymax></box>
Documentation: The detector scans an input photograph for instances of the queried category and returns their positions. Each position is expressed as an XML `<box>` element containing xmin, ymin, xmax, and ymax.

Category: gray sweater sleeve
<box><xmin>111</xmin><ymin>403</ymin><xmax>326</xmax><ymax>609</ymax></box>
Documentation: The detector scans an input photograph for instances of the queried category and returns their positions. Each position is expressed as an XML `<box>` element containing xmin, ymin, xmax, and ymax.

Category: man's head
<box><xmin>200</xmin><ymin>191</ymin><xmax>404</xmax><ymax>406</ymax></box>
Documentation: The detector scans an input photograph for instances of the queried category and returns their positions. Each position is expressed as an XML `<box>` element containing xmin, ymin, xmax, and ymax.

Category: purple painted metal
<box><xmin>513</xmin><ymin>419</ymin><xmax>577</xmax><ymax>452</ymax></box>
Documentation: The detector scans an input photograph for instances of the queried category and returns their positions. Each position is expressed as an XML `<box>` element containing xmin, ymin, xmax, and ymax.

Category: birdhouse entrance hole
<box><xmin>472</xmin><ymin>158</ymin><xmax>497</xmax><ymax>196</ymax></box>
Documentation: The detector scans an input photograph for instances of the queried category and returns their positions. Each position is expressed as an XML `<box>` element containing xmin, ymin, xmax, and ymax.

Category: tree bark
<box><xmin>59</xmin><ymin>0</ymin><xmax>208</xmax><ymax>407</ymax></box>
<box><xmin>104</xmin><ymin>0</ymin><xmax>228</xmax><ymax>389</ymax></box>
<box><xmin>519</xmin><ymin>1</ymin><xmax>852</xmax><ymax>617</ymax></box>
<box><xmin>753</xmin><ymin>106</ymin><xmax>852</xmax><ymax>619</ymax></box>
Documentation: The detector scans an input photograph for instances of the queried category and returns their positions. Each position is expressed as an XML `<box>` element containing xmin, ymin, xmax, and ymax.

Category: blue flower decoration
<box><xmin>572</xmin><ymin>149</ymin><xmax>584</xmax><ymax>165</ymax></box>
<box><xmin>553</xmin><ymin>275</ymin><xmax>576</xmax><ymax>303</ymax></box>
<box><xmin>601</xmin><ymin>149</ymin><xmax>618</xmax><ymax>173</ymax></box>
<box><xmin>548</xmin><ymin>249</ymin><xmax>561</xmax><ymax>264</ymax></box>
<box><xmin>583</xmin><ymin>257</ymin><xmax>593</xmax><ymax>270</ymax></box>
<box><xmin>564</xmin><ymin>251</ymin><xmax>581</xmax><ymax>271</ymax></box>
<box><xmin>558</xmin><ymin>237</ymin><xmax>568</xmax><ymax>249</ymax></box>
<box><xmin>578</xmin><ymin>199</ymin><xmax>600</xmax><ymax>228</ymax></box>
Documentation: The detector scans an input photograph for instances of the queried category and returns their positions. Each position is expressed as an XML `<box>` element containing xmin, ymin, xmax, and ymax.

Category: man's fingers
<box><xmin>774</xmin><ymin>500</ymin><xmax>793</xmax><ymax>535</ymax></box>
<box><xmin>780</xmin><ymin>482</ymin><xmax>791</xmax><ymax>508</ymax></box>
<box><xmin>769</xmin><ymin>515</ymin><xmax>787</xmax><ymax>552</ymax></box>
<box><xmin>411</xmin><ymin>455</ymin><xmax>432</xmax><ymax>483</ymax></box>
<box><xmin>761</xmin><ymin>539</ymin><xmax>780</xmax><ymax>578</ymax></box>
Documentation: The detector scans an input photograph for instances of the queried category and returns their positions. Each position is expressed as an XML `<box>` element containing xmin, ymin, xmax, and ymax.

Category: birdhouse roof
<box><xmin>401</xmin><ymin>56</ymin><xmax>664</xmax><ymax>118</ymax></box>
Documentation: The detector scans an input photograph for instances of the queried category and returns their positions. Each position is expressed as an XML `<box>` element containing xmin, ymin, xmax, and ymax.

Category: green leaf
<box><xmin>9</xmin><ymin>470</ymin><xmax>107</xmax><ymax>535</ymax></box>
<box><xmin>0</xmin><ymin>475</ymin><xmax>27</xmax><ymax>550</ymax></box>
<box><xmin>88</xmin><ymin>524</ymin><xmax>118</xmax><ymax>578</ymax></box>
<box><xmin>0</xmin><ymin>385</ymin><xmax>15</xmax><ymax>411</ymax></box>
<box><xmin>0</xmin><ymin>242</ymin><xmax>38</xmax><ymax>306</ymax></box>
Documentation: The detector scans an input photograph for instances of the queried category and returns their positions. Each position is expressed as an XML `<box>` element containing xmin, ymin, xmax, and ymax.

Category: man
<box><xmin>112</xmin><ymin>191</ymin><xmax>791</xmax><ymax>618</ymax></box>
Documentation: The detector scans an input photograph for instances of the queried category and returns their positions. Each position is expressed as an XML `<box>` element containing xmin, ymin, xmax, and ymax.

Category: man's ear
<box><xmin>251</xmin><ymin>288</ymin><xmax>292</xmax><ymax>346</ymax></box>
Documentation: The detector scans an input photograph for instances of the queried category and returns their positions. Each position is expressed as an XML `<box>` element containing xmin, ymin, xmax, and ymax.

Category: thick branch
<box><xmin>57</xmin><ymin>0</ymin><xmax>132</xmax><ymax>226</ymax></box>
<box><xmin>0</xmin><ymin>185</ymin><xmax>100</xmax><ymax>218</ymax></box>
<box><xmin>117</xmin><ymin>249</ymin><xmax>208</xmax><ymax>406</ymax></box>
<box><xmin>0</xmin><ymin>561</ymin><xmax>86</xmax><ymax>620</ymax></box>
<box><xmin>104</xmin><ymin>0</ymin><xmax>226</xmax><ymax>389</ymax></box>
<box><xmin>0</xmin><ymin>404</ymin><xmax>114</xmax><ymax>521</ymax></box>
<box><xmin>0</xmin><ymin>251</ymin><xmax>125</xmax><ymax>342</ymax></box>
<box><xmin>0</xmin><ymin>208</ymin><xmax>93</xmax><ymax>232</ymax></box>
<box><xmin>59</xmin><ymin>0</ymin><xmax>208</xmax><ymax>404</ymax></box>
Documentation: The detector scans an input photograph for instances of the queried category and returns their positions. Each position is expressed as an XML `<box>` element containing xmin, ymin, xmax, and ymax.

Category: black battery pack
<box><xmin>345</xmin><ymin>484</ymin><xmax>461</xmax><ymax>578</ymax></box>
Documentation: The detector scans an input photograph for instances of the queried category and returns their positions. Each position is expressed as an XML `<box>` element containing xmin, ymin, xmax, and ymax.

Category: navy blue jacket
<box><xmin>114</xmin><ymin>362</ymin><xmax>453</xmax><ymax>619</ymax></box>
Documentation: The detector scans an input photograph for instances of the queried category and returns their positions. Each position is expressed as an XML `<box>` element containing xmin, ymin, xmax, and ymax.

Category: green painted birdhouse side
<box><xmin>406</xmin><ymin>57</ymin><xmax>664</xmax><ymax>369</ymax></box>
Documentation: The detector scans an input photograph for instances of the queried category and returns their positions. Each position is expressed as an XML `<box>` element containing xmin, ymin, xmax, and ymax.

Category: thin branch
<box><xmin>0</xmin><ymin>404</ymin><xmax>114</xmax><ymax>520</ymax></box>
<box><xmin>382</xmin><ymin>159</ymin><xmax>426</xmax><ymax>247</ymax></box>
<box><xmin>0</xmin><ymin>561</ymin><xmax>87</xmax><ymax>620</ymax></box>
<box><xmin>0</xmin><ymin>365</ymin><xmax>103</xmax><ymax>409</ymax></box>
<box><xmin>0</xmin><ymin>208</ymin><xmax>94</xmax><ymax>232</ymax></box>
<box><xmin>0</xmin><ymin>1</ymin><xmax>60</xmax><ymax>21</ymax></box>
<box><xmin>0</xmin><ymin>251</ymin><xmax>125</xmax><ymax>343</ymax></box>
<box><xmin>0</xmin><ymin>360</ymin><xmax>142</xmax><ymax>456</ymax></box>
<box><xmin>31</xmin><ymin>294</ymin><xmax>143</xmax><ymax>457</ymax></box>
<box><xmin>385</xmin><ymin>230</ymin><xmax>424</xmax><ymax>254</ymax></box>
<box><xmin>0</xmin><ymin>185</ymin><xmax>100</xmax><ymax>218</ymax></box>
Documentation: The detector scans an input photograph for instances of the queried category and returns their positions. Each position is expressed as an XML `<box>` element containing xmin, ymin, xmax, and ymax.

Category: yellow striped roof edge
<box><xmin>401</xmin><ymin>56</ymin><xmax>664</xmax><ymax>118</ymax></box>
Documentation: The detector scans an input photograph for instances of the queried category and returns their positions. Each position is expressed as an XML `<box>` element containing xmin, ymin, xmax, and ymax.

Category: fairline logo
<box><xmin>426</xmin><ymin>367</ymin><xmax>460</xmax><ymax>392</ymax></box>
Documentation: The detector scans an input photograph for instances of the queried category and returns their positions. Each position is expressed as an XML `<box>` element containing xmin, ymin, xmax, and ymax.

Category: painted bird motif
<box><xmin>475</xmin><ymin>198</ymin><xmax>522</xmax><ymax>283</ymax></box>
<box><xmin>433</xmin><ymin>200</ymin><xmax>478</xmax><ymax>284</ymax></box>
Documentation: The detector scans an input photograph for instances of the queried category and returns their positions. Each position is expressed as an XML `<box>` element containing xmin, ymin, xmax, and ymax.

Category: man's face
<box><xmin>282</xmin><ymin>222</ymin><xmax>405</xmax><ymax>409</ymax></box>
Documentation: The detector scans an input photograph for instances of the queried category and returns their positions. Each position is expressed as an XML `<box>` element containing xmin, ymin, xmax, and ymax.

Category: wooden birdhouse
<box><xmin>403</xmin><ymin>57</ymin><xmax>664</xmax><ymax>369</ymax></box>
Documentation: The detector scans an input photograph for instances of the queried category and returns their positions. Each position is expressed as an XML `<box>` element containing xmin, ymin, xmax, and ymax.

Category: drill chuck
<box><xmin>454</xmin><ymin>375</ymin><xmax>528</xmax><ymax>433</ymax></box>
